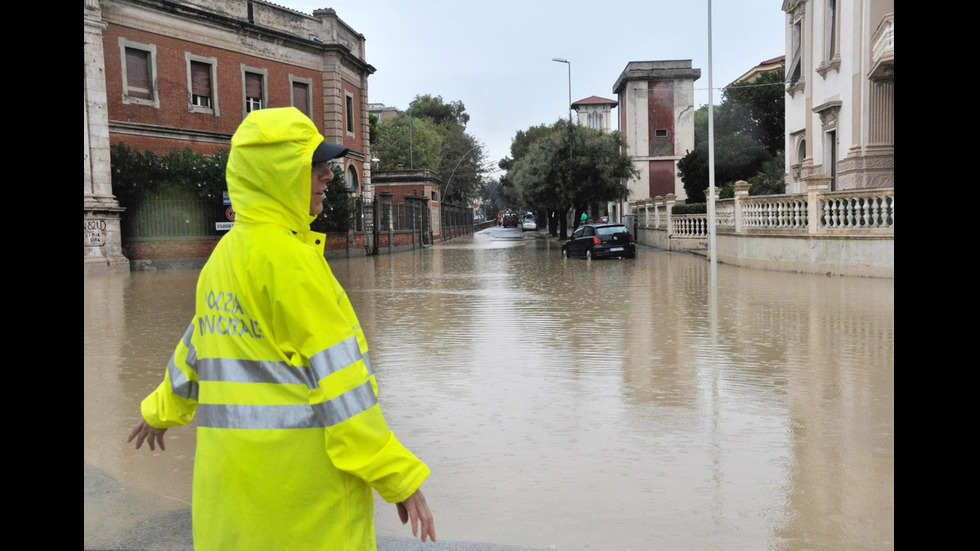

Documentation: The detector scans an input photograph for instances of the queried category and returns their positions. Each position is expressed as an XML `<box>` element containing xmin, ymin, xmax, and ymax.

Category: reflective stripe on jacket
<box><xmin>140</xmin><ymin>107</ymin><xmax>429</xmax><ymax>551</ymax></box>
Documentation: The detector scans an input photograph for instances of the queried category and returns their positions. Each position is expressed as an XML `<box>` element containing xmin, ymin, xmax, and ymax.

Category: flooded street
<box><xmin>84</xmin><ymin>228</ymin><xmax>894</xmax><ymax>550</ymax></box>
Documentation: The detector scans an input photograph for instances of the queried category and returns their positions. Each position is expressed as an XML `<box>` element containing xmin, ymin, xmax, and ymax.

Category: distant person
<box><xmin>127</xmin><ymin>106</ymin><xmax>436</xmax><ymax>550</ymax></box>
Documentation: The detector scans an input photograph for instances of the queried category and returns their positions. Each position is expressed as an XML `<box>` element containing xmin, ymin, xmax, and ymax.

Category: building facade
<box><xmin>782</xmin><ymin>0</ymin><xmax>894</xmax><ymax>193</ymax></box>
<box><xmin>84</xmin><ymin>0</ymin><xmax>376</xmax><ymax>273</ymax></box>
<box><xmin>572</xmin><ymin>96</ymin><xmax>618</xmax><ymax>132</ymax></box>
<box><xmin>368</xmin><ymin>102</ymin><xmax>400</xmax><ymax>123</ymax></box>
<box><xmin>613</xmin><ymin>60</ymin><xmax>701</xmax><ymax>211</ymax></box>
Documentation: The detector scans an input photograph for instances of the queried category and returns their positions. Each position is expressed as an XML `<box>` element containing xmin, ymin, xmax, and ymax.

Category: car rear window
<box><xmin>596</xmin><ymin>225</ymin><xmax>628</xmax><ymax>235</ymax></box>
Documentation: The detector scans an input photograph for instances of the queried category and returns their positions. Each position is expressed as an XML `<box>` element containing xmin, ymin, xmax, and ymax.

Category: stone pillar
<box><xmin>733</xmin><ymin>180</ymin><xmax>750</xmax><ymax>233</ymax></box>
<box><xmin>653</xmin><ymin>196</ymin><xmax>663</xmax><ymax>229</ymax></box>
<box><xmin>420</xmin><ymin>197</ymin><xmax>432</xmax><ymax>246</ymax></box>
<box><xmin>804</xmin><ymin>173</ymin><xmax>831</xmax><ymax>234</ymax></box>
<box><xmin>665</xmin><ymin>193</ymin><xmax>676</xmax><ymax>236</ymax></box>
<box><xmin>379</xmin><ymin>191</ymin><xmax>393</xmax><ymax>253</ymax></box>
<box><xmin>84</xmin><ymin>0</ymin><xmax>130</xmax><ymax>274</ymax></box>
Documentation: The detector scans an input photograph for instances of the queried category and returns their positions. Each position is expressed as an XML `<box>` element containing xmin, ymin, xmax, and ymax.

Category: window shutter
<box><xmin>191</xmin><ymin>62</ymin><xmax>211</xmax><ymax>97</ymax></box>
<box><xmin>245</xmin><ymin>73</ymin><xmax>262</xmax><ymax>99</ymax></box>
<box><xmin>293</xmin><ymin>82</ymin><xmax>309</xmax><ymax>115</ymax></box>
<box><xmin>125</xmin><ymin>48</ymin><xmax>151</xmax><ymax>100</ymax></box>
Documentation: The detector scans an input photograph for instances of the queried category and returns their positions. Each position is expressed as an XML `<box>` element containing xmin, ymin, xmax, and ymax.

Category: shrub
<box><xmin>672</xmin><ymin>202</ymin><xmax>707</xmax><ymax>215</ymax></box>
<box><xmin>110</xmin><ymin>143</ymin><xmax>229</xmax><ymax>207</ymax></box>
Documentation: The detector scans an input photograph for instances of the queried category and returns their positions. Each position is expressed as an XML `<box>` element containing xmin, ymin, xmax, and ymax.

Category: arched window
<box><xmin>346</xmin><ymin>165</ymin><xmax>359</xmax><ymax>193</ymax></box>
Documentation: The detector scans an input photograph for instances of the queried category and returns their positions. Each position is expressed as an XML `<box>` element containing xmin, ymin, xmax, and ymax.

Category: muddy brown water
<box><xmin>84</xmin><ymin>229</ymin><xmax>894</xmax><ymax>550</ymax></box>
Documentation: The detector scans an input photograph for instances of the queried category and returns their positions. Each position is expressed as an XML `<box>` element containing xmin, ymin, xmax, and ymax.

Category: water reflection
<box><xmin>84</xmin><ymin>229</ymin><xmax>894</xmax><ymax>550</ymax></box>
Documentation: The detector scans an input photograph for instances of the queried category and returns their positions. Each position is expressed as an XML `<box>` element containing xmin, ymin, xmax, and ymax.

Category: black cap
<box><xmin>312</xmin><ymin>140</ymin><xmax>349</xmax><ymax>164</ymax></box>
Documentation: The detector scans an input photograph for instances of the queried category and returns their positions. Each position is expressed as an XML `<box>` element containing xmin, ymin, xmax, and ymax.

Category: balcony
<box><xmin>869</xmin><ymin>13</ymin><xmax>894</xmax><ymax>82</ymax></box>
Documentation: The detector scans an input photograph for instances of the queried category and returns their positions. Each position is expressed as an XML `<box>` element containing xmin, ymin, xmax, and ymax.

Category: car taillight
<box><xmin>593</xmin><ymin>237</ymin><xmax>601</xmax><ymax>245</ymax></box>
<box><xmin>628</xmin><ymin>233</ymin><xmax>634</xmax><ymax>242</ymax></box>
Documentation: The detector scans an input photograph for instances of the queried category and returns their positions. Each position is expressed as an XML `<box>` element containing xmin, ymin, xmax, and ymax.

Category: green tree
<box><xmin>371</xmin><ymin>112</ymin><xmax>443</xmax><ymax>172</ymax></box>
<box><xmin>680</xmin><ymin>67</ymin><xmax>785</xmax><ymax>201</ymax></box>
<box><xmin>721</xmin><ymin>68</ymin><xmax>786</xmax><ymax>156</ymax></box>
<box><xmin>748</xmin><ymin>152</ymin><xmax>787</xmax><ymax>196</ymax></box>
<box><xmin>409</xmin><ymin>93</ymin><xmax>470</xmax><ymax>128</ymax></box>
<box><xmin>437</xmin><ymin>122</ymin><xmax>484</xmax><ymax>205</ymax></box>
<box><xmin>507</xmin><ymin>120</ymin><xmax>637</xmax><ymax>239</ymax></box>
<box><xmin>371</xmin><ymin>94</ymin><xmax>488</xmax><ymax>205</ymax></box>
<box><xmin>678</xmin><ymin>134</ymin><xmax>769</xmax><ymax>203</ymax></box>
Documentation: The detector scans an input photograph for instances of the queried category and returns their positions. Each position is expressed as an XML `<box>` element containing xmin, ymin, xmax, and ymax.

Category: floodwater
<box><xmin>84</xmin><ymin>228</ymin><xmax>894</xmax><ymax>550</ymax></box>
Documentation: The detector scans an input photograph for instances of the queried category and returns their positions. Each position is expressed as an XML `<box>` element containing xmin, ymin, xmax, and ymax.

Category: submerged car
<box><xmin>502</xmin><ymin>213</ymin><xmax>520</xmax><ymax>227</ymax></box>
<box><xmin>522</xmin><ymin>217</ymin><xmax>537</xmax><ymax>231</ymax></box>
<box><xmin>561</xmin><ymin>223</ymin><xmax>636</xmax><ymax>260</ymax></box>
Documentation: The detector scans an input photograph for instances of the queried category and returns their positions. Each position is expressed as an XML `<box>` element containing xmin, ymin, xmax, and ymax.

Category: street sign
<box><xmin>225</xmin><ymin>206</ymin><xmax>235</xmax><ymax>221</ymax></box>
<box><xmin>223</xmin><ymin>191</ymin><xmax>231</xmax><ymax>206</ymax></box>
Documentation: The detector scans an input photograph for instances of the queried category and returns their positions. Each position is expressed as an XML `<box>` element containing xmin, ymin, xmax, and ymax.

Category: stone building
<box><xmin>83</xmin><ymin>0</ymin><xmax>376</xmax><ymax>273</ymax></box>
<box><xmin>368</xmin><ymin>102</ymin><xmax>400</xmax><ymax>123</ymax></box>
<box><xmin>613</xmin><ymin>60</ymin><xmax>701</xmax><ymax>213</ymax></box>
<box><xmin>572</xmin><ymin>95</ymin><xmax>618</xmax><ymax>132</ymax></box>
<box><xmin>782</xmin><ymin>0</ymin><xmax>894</xmax><ymax>192</ymax></box>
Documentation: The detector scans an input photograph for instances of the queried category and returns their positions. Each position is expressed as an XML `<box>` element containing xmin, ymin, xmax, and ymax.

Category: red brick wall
<box><xmin>124</xmin><ymin>238</ymin><xmax>220</xmax><ymax>260</ymax></box>
<box><xmin>649</xmin><ymin>160</ymin><xmax>675</xmax><ymax>198</ymax></box>
<box><xmin>104</xmin><ymin>23</ymin><xmax>326</xmax><ymax>155</ymax></box>
<box><xmin>647</xmin><ymin>81</ymin><xmax>675</xmax><ymax>157</ymax></box>
<box><xmin>124</xmin><ymin>233</ymin><xmax>373</xmax><ymax>263</ymax></box>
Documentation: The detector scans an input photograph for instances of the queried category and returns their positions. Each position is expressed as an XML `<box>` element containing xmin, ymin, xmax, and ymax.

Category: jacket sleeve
<box><xmin>140</xmin><ymin>322</ymin><xmax>200</xmax><ymax>428</ymax></box>
<box><xmin>271</xmin><ymin>254</ymin><xmax>429</xmax><ymax>504</ymax></box>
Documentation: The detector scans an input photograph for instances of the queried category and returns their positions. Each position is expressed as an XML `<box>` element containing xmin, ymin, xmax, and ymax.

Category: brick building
<box><xmin>84</xmin><ymin>0</ymin><xmax>376</xmax><ymax>273</ymax></box>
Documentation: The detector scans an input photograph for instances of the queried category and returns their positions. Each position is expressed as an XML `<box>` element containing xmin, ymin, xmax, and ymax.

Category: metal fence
<box><xmin>121</xmin><ymin>190</ymin><xmax>226</xmax><ymax>239</ymax></box>
<box><xmin>123</xmin><ymin>192</ymin><xmax>472</xmax><ymax>255</ymax></box>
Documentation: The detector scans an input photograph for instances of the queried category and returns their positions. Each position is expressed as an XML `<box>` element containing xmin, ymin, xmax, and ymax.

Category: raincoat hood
<box><xmin>226</xmin><ymin>107</ymin><xmax>325</xmax><ymax>231</ymax></box>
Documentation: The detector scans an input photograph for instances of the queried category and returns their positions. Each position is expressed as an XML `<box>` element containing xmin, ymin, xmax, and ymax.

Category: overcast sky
<box><xmin>279</xmin><ymin>1</ymin><xmax>787</xmax><ymax>178</ymax></box>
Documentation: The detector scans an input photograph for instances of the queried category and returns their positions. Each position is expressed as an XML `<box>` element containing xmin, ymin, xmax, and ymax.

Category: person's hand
<box><xmin>396</xmin><ymin>489</ymin><xmax>436</xmax><ymax>542</ymax></box>
<box><xmin>127</xmin><ymin>419</ymin><xmax>168</xmax><ymax>451</ymax></box>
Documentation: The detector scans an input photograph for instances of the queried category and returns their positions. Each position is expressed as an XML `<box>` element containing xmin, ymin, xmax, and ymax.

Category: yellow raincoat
<box><xmin>140</xmin><ymin>107</ymin><xmax>430</xmax><ymax>551</ymax></box>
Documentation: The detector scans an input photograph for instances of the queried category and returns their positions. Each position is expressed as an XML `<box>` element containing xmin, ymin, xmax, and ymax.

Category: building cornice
<box><xmin>102</xmin><ymin>0</ymin><xmax>376</xmax><ymax>75</ymax></box>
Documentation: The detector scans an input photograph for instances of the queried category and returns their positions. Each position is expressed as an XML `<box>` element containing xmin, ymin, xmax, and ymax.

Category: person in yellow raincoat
<box><xmin>127</xmin><ymin>107</ymin><xmax>436</xmax><ymax>549</ymax></box>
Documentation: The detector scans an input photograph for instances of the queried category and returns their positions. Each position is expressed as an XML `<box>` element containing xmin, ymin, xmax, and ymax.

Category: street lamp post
<box><xmin>551</xmin><ymin>58</ymin><xmax>571</xmax><ymax>124</ymax></box>
<box><xmin>552</xmin><ymin>57</ymin><xmax>574</xmax><ymax>232</ymax></box>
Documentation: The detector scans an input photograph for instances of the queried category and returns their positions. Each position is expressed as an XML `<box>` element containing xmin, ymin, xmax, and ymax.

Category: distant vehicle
<box><xmin>502</xmin><ymin>213</ymin><xmax>520</xmax><ymax>228</ymax></box>
<box><xmin>561</xmin><ymin>223</ymin><xmax>636</xmax><ymax>260</ymax></box>
<box><xmin>598</xmin><ymin>216</ymin><xmax>609</xmax><ymax>223</ymax></box>
<box><xmin>522</xmin><ymin>217</ymin><xmax>537</xmax><ymax>231</ymax></box>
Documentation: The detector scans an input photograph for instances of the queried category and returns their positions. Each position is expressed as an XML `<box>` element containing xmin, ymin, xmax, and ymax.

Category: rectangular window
<box><xmin>119</xmin><ymin>38</ymin><xmax>158</xmax><ymax>107</ymax></box>
<box><xmin>655</xmin><ymin>129</ymin><xmax>667</xmax><ymax>137</ymax></box>
<box><xmin>191</xmin><ymin>61</ymin><xmax>212</xmax><ymax>108</ymax></box>
<box><xmin>292</xmin><ymin>81</ymin><xmax>310</xmax><ymax>116</ymax></box>
<box><xmin>826</xmin><ymin>0</ymin><xmax>837</xmax><ymax>59</ymax></box>
<box><xmin>125</xmin><ymin>48</ymin><xmax>152</xmax><ymax>100</ymax></box>
<box><xmin>788</xmin><ymin>19</ymin><xmax>803</xmax><ymax>85</ymax></box>
<box><xmin>588</xmin><ymin>112</ymin><xmax>602</xmax><ymax>129</ymax></box>
<box><xmin>826</xmin><ymin>130</ymin><xmax>837</xmax><ymax>191</ymax></box>
<box><xmin>245</xmin><ymin>72</ymin><xmax>263</xmax><ymax>112</ymax></box>
<box><xmin>346</xmin><ymin>93</ymin><xmax>355</xmax><ymax>134</ymax></box>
